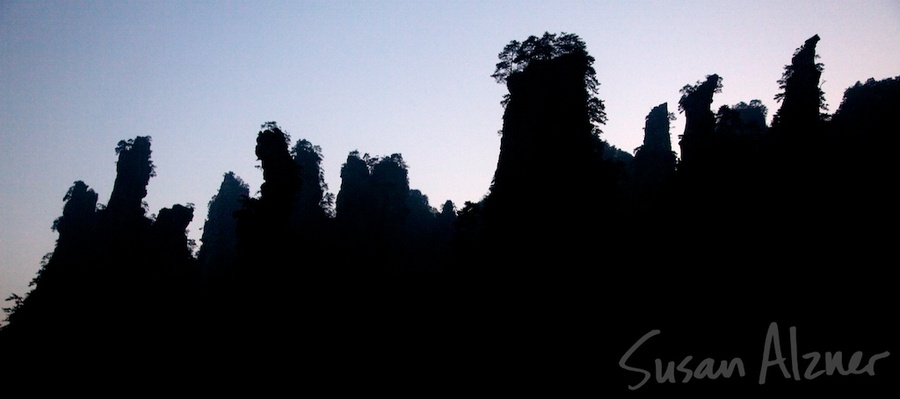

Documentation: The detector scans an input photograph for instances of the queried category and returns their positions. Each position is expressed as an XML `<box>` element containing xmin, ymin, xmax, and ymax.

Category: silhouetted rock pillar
<box><xmin>632</xmin><ymin>103</ymin><xmax>676</xmax><ymax>213</ymax></box>
<box><xmin>678</xmin><ymin>74</ymin><xmax>721</xmax><ymax>173</ymax></box>
<box><xmin>197</xmin><ymin>172</ymin><xmax>248</xmax><ymax>301</ymax></box>
<box><xmin>106</xmin><ymin>136</ymin><xmax>154</xmax><ymax>220</ymax></box>
<box><xmin>232</xmin><ymin>123</ymin><xmax>301</xmax><ymax>327</ymax></box>
<box><xmin>771</xmin><ymin>34</ymin><xmax>824</xmax><ymax>140</ymax></box>
<box><xmin>0</xmin><ymin>181</ymin><xmax>99</xmax><ymax>347</ymax></box>
<box><xmin>486</xmin><ymin>54</ymin><xmax>605</xmax><ymax>259</ymax></box>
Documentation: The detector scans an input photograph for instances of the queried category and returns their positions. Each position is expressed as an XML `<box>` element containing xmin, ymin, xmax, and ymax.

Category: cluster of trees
<box><xmin>1</xmin><ymin>32</ymin><xmax>896</xmax><ymax>393</ymax></box>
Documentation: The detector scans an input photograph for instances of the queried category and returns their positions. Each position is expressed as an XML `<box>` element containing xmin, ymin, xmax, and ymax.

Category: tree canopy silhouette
<box><xmin>492</xmin><ymin>31</ymin><xmax>606</xmax><ymax>133</ymax></box>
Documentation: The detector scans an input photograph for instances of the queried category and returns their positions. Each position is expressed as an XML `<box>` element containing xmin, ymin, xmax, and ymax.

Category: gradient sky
<box><xmin>2</xmin><ymin>0</ymin><xmax>898</xmax><ymax>317</ymax></box>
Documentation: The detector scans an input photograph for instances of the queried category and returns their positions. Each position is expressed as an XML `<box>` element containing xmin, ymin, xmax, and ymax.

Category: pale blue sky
<box><xmin>2</xmin><ymin>0</ymin><xmax>898</xmax><ymax>316</ymax></box>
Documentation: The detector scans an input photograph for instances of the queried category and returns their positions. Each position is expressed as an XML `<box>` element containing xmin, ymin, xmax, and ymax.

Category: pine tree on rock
<box><xmin>771</xmin><ymin>34</ymin><xmax>826</xmax><ymax>140</ymax></box>
<box><xmin>485</xmin><ymin>32</ymin><xmax>618</xmax><ymax>264</ymax></box>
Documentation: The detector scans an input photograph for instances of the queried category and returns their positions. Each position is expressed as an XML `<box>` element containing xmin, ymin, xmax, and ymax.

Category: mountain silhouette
<box><xmin>1</xmin><ymin>33</ymin><xmax>896</xmax><ymax>395</ymax></box>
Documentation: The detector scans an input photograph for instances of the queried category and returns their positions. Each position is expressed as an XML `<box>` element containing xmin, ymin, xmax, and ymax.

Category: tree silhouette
<box><xmin>492</xmin><ymin>32</ymin><xmax>606</xmax><ymax>134</ymax></box>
